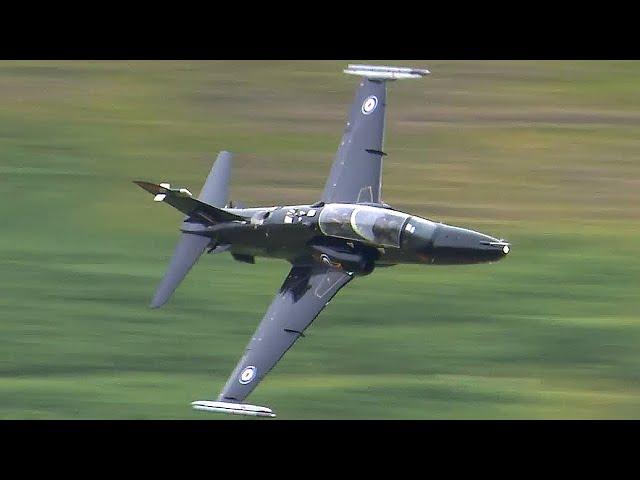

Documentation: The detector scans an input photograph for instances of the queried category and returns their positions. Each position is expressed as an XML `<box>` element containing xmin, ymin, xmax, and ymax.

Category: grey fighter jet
<box><xmin>134</xmin><ymin>64</ymin><xmax>510</xmax><ymax>418</ymax></box>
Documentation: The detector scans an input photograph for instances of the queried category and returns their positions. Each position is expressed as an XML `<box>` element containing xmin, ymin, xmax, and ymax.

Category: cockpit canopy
<box><xmin>318</xmin><ymin>204</ymin><xmax>410</xmax><ymax>247</ymax></box>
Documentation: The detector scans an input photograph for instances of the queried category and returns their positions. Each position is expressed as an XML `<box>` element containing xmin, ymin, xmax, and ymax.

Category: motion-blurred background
<box><xmin>1</xmin><ymin>61</ymin><xmax>639</xmax><ymax>419</ymax></box>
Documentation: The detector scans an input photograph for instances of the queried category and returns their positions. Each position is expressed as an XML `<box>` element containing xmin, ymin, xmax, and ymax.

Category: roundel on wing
<box><xmin>361</xmin><ymin>95</ymin><xmax>378</xmax><ymax>115</ymax></box>
<box><xmin>239</xmin><ymin>366</ymin><xmax>257</xmax><ymax>384</ymax></box>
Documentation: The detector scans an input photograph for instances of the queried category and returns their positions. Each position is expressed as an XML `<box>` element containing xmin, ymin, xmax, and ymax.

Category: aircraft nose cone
<box><xmin>431</xmin><ymin>225</ymin><xmax>510</xmax><ymax>264</ymax></box>
<box><xmin>481</xmin><ymin>238</ymin><xmax>511</xmax><ymax>262</ymax></box>
<box><xmin>433</xmin><ymin>225</ymin><xmax>491</xmax><ymax>250</ymax></box>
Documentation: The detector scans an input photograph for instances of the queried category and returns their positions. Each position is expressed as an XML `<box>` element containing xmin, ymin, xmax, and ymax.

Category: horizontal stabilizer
<box><xmin>191</xmin><ymin>400</ymin><xmax>276</xmax><ymax>418</ymax></box>
<box><xmin>344</xmin><ymin>64</ymin><xmax>430</xmax><ymax>80</ymax></box>
<box><xmin>134</xmin><ymin>181</ymin><xmax>245</xmax><ymax>224</ymax></box>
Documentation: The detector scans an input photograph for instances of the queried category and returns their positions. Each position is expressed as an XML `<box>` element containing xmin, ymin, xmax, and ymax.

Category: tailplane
<box><xmin>137</xmin><ymin>151</ymin><xmax>238</xmax><ymax>309</ymax></box>
<box><xmin>133</xmin><ymin>182</ymin><xmax>244</xmax><ymax>224</ymax></box>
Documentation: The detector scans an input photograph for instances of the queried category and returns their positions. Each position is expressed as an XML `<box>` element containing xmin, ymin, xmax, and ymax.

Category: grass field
<box><xmin>1</xmin><ymin>60</ymin><xmax>639</xmax><ymax>419</ymax></box>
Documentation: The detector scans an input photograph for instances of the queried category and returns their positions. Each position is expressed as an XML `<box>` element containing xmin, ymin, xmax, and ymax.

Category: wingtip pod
<box><xmin>191</xmin><ymin>400</ymin><xmax>276</xmax><ymax>418</ymax></box>
<box><xmin>344</xmin><ymin>64</ymin><xmax>430</xmax><ymax>80</ymax></box>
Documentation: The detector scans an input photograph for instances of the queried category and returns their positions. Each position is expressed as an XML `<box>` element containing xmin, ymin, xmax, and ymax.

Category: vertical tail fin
<box><xmin>198</xmin><ymin>151</ymin><xmax>232</xmax><ymax>207</ymax></box>
<box><xmin>150</xmin><ymin>233</ymin><xmax>211</xmax><ymax>308</ymax></box>
<box><xmin>149</xmin><ymin>151</ymin><xmax>233</xmax><ymax>309</ymax></box>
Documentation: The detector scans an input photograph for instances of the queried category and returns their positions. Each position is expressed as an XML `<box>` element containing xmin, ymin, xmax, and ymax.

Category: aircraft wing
<box><xmin>210</xmin><ymin>264</ymin><xmax>354</xmax><ymax>413</ymax></box>
<box><xmin>321</xmin><ymin>65</ymin><xmax>429</xmax><ymax>205</ymax></box>
<box><xmin>321</xmin><ymin>77</ymin><xmax>388</xmax><ymax>205</ymax></box>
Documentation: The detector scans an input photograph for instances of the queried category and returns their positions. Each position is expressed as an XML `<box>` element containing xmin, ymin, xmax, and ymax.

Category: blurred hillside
<box><xmin>1</xmin><ymin>61</ymin><xmax>639</xmax><ymax>418</ymax></box>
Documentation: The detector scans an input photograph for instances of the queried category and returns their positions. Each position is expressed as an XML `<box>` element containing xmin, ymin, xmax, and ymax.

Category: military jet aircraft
<box><xmin>134</xmin><ymin>64</ymin><xmax>510</xmax><ymax>418</ymax></box>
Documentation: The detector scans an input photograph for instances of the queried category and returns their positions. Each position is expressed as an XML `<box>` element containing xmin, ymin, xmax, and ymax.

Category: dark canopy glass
<box><xmin>319</xmin><ymin>204</ymin><xmax>410</xmax><ymax>247</ymax></box>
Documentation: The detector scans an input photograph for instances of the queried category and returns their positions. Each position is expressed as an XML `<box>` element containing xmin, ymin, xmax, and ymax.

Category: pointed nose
<box><xmin>487</xmin><ymin>241</ymin><xmax>511</xmax><ymax>256</ymax></box>
<box><xmin>431</xmin><ymin>225</ymin><xmax>510</xmax><ymax>264</ymax></box>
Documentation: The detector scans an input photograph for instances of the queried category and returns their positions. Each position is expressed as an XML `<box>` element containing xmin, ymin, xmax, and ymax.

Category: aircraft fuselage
<box><xmin>182</xmin><ymin>203</ymin><xmax>510</xmax><ymax>275</ymax></box>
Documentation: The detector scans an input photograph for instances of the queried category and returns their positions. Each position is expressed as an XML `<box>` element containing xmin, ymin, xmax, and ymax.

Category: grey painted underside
<box><xmin>218</xmin><ymin>264</ymin><xmax>353</xmax><ymax>403</ymax></box>
<box><xmin>321</xmin><ymin>78</ymin><xmax>387</xmax><ymax>204</ymax></box>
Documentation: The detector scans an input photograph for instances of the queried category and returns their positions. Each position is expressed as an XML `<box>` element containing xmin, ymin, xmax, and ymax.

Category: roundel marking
<box><xmin>361</xmin><ymin>95</ymin><xmax>378</xmax><ymax>115</ymax></box>
<box><xmin>239</xmin><ymin>366</ymin><xmax>257</xmax><ymax>385</ymax></box>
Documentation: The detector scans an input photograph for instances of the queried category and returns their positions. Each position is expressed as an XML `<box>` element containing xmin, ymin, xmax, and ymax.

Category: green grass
<box><xmin>1</xmin><ymin>61</ymin><xmax>639</xmax><ymax>418</ymax></box>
